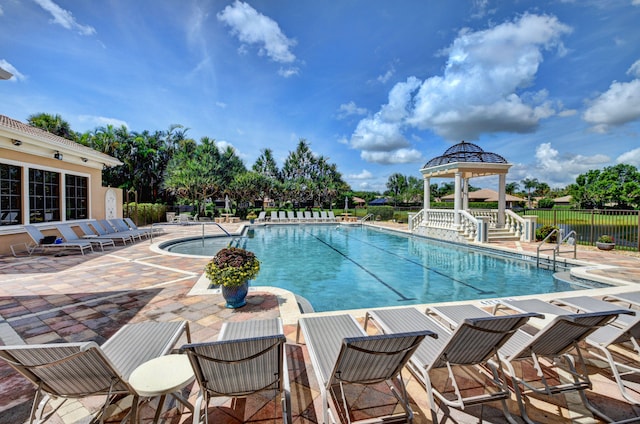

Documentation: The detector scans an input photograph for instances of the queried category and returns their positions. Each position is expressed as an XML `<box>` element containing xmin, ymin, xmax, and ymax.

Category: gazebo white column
<box><xmin>454</xmin><ymin>172</ymin><xmax>462</xmax><ymax>227</ymax></box>
<box><xmin>498</xmin><ymin>174</ymin><xmax>506</xmax><ymax>228</ymax></box>
<box><xmin>462</xmin><ymin>178</ymin><xmax>469</xmax><ymax>210</ymax></box>
<box><xmin>423</xmin><ymin>176</ymin><xmax>431</xmax><ymax>211</ymax></box>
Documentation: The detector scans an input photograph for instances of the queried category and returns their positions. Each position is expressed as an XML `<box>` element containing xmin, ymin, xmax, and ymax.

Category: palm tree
<box><xmin>27</xmin><ymin>113</ymin><xmax>75</xmax><ymax>141</ymax></box>
<box><xmin>521</xmin><ymin>178</ymin><xmax>539</xmax><ymax>208</ymax></box>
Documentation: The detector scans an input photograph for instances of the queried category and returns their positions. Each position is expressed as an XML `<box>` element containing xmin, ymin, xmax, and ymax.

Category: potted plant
<box><xmin>246</xmin><ymin>211</ymin><xmax>257</xmax><ymax>224</ymax></box>
<box><xmin>596</xmin><ymin>235</ymin><xmax>615</xmax><ymax>251</ymax></box>
<box><xmin>205</xmin><ymin>247</ymin><xmax>260</xmax><ymax>308</ymax></box>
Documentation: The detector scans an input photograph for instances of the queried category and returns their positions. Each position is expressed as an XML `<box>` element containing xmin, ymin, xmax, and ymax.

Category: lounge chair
<box><xmin>0</xmin><ymin>321</ymin><xmax>190</xmax><ymax>424</ymax></box>
<box><xmin>328</xmin><ymin>211</ymin><xmax>337</xmax><ymax>222</ymax></box>
<box><xmin>495</xmin><ymin>297</ymin><xmax>640</xmax><ymax>406</ymax></box>
<box><xmin>296</xmin><ymin>211</ymin><xmax>306</xmax><ymax>222</ymax></box>
<box><xmin>602</xmin><ymin>290</ymin><xmax>640</xmax><ymax>309</ymax></box>
<box><xmin>23</xmin><ymin>224</ymin><xmax>93</xmax><ymax>256</ymax></box>
<box><xmin>124</xmin><ymin>217</ymin><xmax>161</xmax><ymax>236</ymax></box>
<box><xmin>296</xmin><ymin>314</ymin><xmax>433</xmax><ymax>424</ymax></box>
<box><xmin>365</xmin><ymin>306</ymin><xmax>539</xmax><ymax>424</ymax></box>
<box><xmin>56</xmin><ymin>223</ymin><xmax>114</xmax><ymax>252</ymax></box>
<box><xmin>312</xmin><ymin>211</ymin><xmax>321</xmax><ymax>222</ymax></box>
<box><xmin>320</xmin><ymin>211</ymin><xmax>329</xmax><ymax>222</ymax></box>
<box><xmin>433</xmin><ymin>303</ymin><xmax>625</xmax><ymax>423</ymax></box>
<box><xmin>86</xmin><ymin>220</ymin><xmax>134</xmax><ymax>245</ymax></box>
<box><xmin>99</xmin><ymin>219</ymin><xmax>142</xmax><ymax>242</ymax></box>
<box><xmin>550</xmin><ymin>296</ymin><xmax>640</xmax><ymax>405</ymax></box>
<box><xmin>287</xmin><ymin>211</ymin><xmax>297</xmax><ymax>222</ymax></box>
<box><xmin>304</xmin><ymin>211</ymin><xmax>313</xmax><ymax>221</ymax></box>
<box><xmin>270</xmin><ymin>211</ymin><xmax>279</xmax><ymax>222</ymax></box>
<box><xmin>181</xmin><ymin>318</ymin><xmax>290</xmax><ymax>424</ymax></box>
<box><xmin>278</xmin><ymin>211</ymin><xmax>288</xmax><ymax>222</ymax></box>
<box><xmin>256</xmin><ymin>211</ymin><xmax>267</xmax><ymax>222</ymax></box>
<box><xmin>109</xmin><ymin>218</ymin><xmax>149</xmax><ymax>240</ymax></box>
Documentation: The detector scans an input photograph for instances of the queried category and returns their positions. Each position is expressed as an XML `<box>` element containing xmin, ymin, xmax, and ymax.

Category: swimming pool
<box><xmin>164</xmin><ymin>225</ymin><xmax>606</xmax><ymax>312</ymax></box>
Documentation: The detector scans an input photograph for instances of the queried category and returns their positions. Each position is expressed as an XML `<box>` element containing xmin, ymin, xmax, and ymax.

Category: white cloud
<box><xmin>349</xmin><ymin>13</ymin><xmax>572</xmax><ymax>166</ymax></box>
<box><xmin>617</xmin><ymin>147</ymin><xmax>640</xmax><ymax>167</ymax></box>
<box><xmin>558</xmin><ymin>109</ymin><xmax>577</xmax><ymax>117</ymax></box>
<box><xmin>582</xmin><ymin>60</ymin><xmax>640</xmax><ymax>132</ymax></box>
<box><xmin>217</xmin><ymin>1</ymin><xmax>297</xmax><ymax>65</ymax></box>
<box><xmin>216</xmin><ymin>101</ymin><xmax>227</xmax><ymax>109</ymax></box>
<box><xmin>0</xmin><ymin>59</ymin><xmax>25</xmax><ymax>82</ymax></box>
<box><xmin>278</xmin><ymin>66</ymin><xmax>299</xmax><ymax>78</ymax></box>
<box><xmin>634</xmin><ymin>0</ymin><xmax>640</xmax><ymax>6</ymax></box>
<box><xmin>77</xmin><ymin>115</ymin><xmax>128</xmax><ymax>129</ymax></box>
<box><xmin>337</xmin><ymin>101</ymin><xmax>367</xmax><ymax>119</ymax></box>
<box><xmin>409</xmin><ymin>14</ymin><xmax>571</xmax><ymax>140</ymax></box>
<box><xmin>361</xmin><ymin>148</ymin><xmax>423</xmax><ymax>165</ymax></box>
<box><xmin>34</xmin><ymin>0</ymin><xmax>96</xmax><ymax>36</ymax></box>
<box><xmin>533</xmin><ymin>142</ymin><xmax>609</xmax><ymax>186</ymax></box>
<box><xmin>347</xmin><ymin>170</ymin><xmax>373</xmax><ymax>180</ymax></box>
<box><xmin>377</xmin><ymin>65</ymin><xmax>395</xmax><ymax>84</ymax></box>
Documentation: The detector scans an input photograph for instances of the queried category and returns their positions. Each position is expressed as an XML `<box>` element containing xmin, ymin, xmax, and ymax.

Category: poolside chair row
<box><xmin>4</xmin><ymin>293</ymin><xmax>640</xmax><ymax>424</ymax></box>
<box><xmin>20</xmin><ymin>219</ymin><xmax>157</xmax><ymax>256</ymax></box>
<box><xmin>268</xmin><ymin>210</ymin><xmax>338</xmax><ymax>223</ymax></box>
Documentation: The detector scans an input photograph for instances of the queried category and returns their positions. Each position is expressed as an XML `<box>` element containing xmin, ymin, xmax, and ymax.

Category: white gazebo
<box><xmin>411</xmin><ymin>141</ymin><xmax>536</xmax><ymax>243</ymax></box>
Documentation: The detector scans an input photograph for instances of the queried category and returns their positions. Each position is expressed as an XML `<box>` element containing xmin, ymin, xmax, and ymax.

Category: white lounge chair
<box><xmin>23</xmin><ymin>225</ymin><xmax>93</xmax><ymax>256</ymax></box>
<box><xmin>56</xmin><ymin>223</ymin><xmax>114</xmax><ymax>252</ymax></box>
<box><xmin>287</xmin><ymin>211</ymin><xmax>297</xmax><ymax>222</ymax></box>
<box><xmin>312</xmin><ymin>211</ymin><xmax>321</xmax><ymax>222</ymax></box>
<box><xmin>86</xmin><ymin>220</ymin><xmax>134</xmax><ymax>245</ymax></box>
<box><xmin>109</xmin><ymin>218</ymin><xmax>149</xmax><ymax>240</ymax></box>
<box><xmin>433</xmin><ymin>303</ymin><xmax>626</xmax><ymax>423</ymax></box>
<box><xmin>270</xmin><ymin>211</ymin><xmax>279</xmax><ymax>222</ymax></box>
<box><xmin>304</xmin><ymin>211</ymin><xmax>313</xmax><ymax>221</ymax></box>
<box><xmin>365</xmin><ymin>306</ymin><xmax>539</xmax><ymax>424</ymax></box>
<box><xmin>327</xmin><ymin>211</ymin><xmax>337</xmax><ymax>222</ymax></box>
<box><xmin>0</xmin><ymin>321</ymin><xmax>190</xmax><ymax>424</ymax></box>
<box><xmin>296</xmin><ymin>211</ymin><xmax>306</xmax><ymax>222</ymax></box>
<box><xmin>256</xmin><ymin>211</ymin><xmax>267</xmax><ymax>222</ymax></box>
<box><xmin>278</xmin><ymin>211</ymin><xmax>288</xmax><ymax>222</ymax></box>
<box><xmin>181</xmin><ymin>318</ymin><xmax>290</xmax><ymax>424</ymax></box>
<box><xmin>297</xmin><ymin>314</ymin><xmax>433</xmax><ymax>424</ymax></box>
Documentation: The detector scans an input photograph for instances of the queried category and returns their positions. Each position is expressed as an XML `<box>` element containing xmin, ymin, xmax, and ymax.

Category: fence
<box><xmin>521</xmin><ymin>208</ymin><xmax>640</xmax><ymax>251</ymax></box>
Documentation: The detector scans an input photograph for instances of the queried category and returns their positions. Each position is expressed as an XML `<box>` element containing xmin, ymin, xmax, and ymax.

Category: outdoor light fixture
<box><xmin>81</xmin><ymin>157</ymin><xmax>88</xmax><ymax>163</ymax></box>
<box><xmin>11</xmin><ymin>139</ymin><xmax>22</xmax><ymax>146</ymax></box>
<box><xmin>54</xmin><ymin>151</ymin><xmax>63</xmax><ymax>160</ymax></box>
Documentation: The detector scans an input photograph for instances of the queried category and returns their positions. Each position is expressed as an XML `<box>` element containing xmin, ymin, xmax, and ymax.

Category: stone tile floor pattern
<box><xmin>0</xmin><ymin>221</ymin><xmax>639</xmax><ymax>423</ymax></box>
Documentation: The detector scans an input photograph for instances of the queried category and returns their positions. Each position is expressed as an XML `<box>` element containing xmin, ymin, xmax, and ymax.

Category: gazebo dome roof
<box><xmin>424</xmin><ymin>141</ymin><xmax>507</xmax><ymax>167</ymax></box>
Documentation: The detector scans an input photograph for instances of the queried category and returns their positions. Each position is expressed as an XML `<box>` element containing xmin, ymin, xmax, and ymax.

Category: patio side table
<box><xmin>129</xmin><ymin>354</ymin><xmax>195</xmax><ymax>423</ymax></box>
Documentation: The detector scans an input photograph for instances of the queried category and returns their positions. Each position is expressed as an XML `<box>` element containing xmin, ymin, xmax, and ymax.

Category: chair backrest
<box><xmin>287</xmin><ymin>211</ymin><xmax>295</xmax><ymax>220</ymax></box>
<box><xmin>181</xmin><ymin>335</ymin><xmax>286</xmax><ymax>397</ymax></box>
<box><xmin>279</xmin><ymin>211</ymin><xmax>287</xmax><ymax>220</ymax></box>
<box><xmin>23</xmin><ymin>225</ymin><xmax>45</xmax><ymax>244</ymax></box>
<box><xmin>271</xmin><ymin>211</ymin><xmax>278</xmax><ymax>220</ymax></box>
<box><xmin>78</xmin><ymin>222</ymin><xmax>97</xmax><ymax>236</ymax></box>
<box><xmin>55</xmin><ymin>224</ymin><xmax>80</xmax><ymax>241</ymax></box>
<box><xmin>257</xmin><ymin>211</ymin><xmax>266</xmax><ymax>221</ymax></box>
<box><xmin>329</xmin><ymin>331</ymin><xmax>430</xmax><ymax>386</ymax></box>
<box><xmin>297</xmin><ymin>211</ymin><xmax>305</xmax><ymax>220</ymax></box>
<box><xmin>328</xmin><ymin>211</ymin><xmax>336</xmax><ymax>219</ymax></box>
<box><xmin>509</xmin><ymin>310</ymin><xmax>625</xmax><ymax>359</ymax></box>
<box><xmin>124</xmin><ymin>217</ymin><xmax>138</xmax><ymax>229</ymax></box>
<box><xmin>313</xmin><ymin>211</ymin><xmax>320</xmax><ymax>220</ymax></box>
<box><xmin>109</xmin><ymin>219</ymin><xmax>129</xmax><ymax>231</ymax></box>
<box><xmin>304</xmin><ymin>211</ymin><xmax>312</xmax><ymax>219</ymax></box>
<box><xmin>0</xmin><ymin>343</ymin><xmax>130</xmax><ymax>397</ymax></box>
<box><xmin>320</xmin><ymin>211</ymin><xmax>328</xmax><ymax>220</ymax></box>
<box><xmin>430</xmin><ymin>313</ymin><xmax>538</xmax><ymax>369</ymax></box>
<box><xmin>98</xmin><ymin>220</ymin><xmax>117</xmax><ymax>234</ymax></box>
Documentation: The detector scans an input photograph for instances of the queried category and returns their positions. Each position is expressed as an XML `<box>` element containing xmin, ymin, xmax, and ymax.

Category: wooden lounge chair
<box><xmin>365</xmin><ymin>306</ymin><xmax>539</xmax><ymax>424</ymax></box>
<box><xmin>297</xmin><ymin>314</ymin><xmax>433</xmax><ymax>424</ymax></box>
<box><xmin>0</xmin><ymin>321</ymin><xmax>190</xmax><ymax>424</ymax></box>
<box><xmin>181</xmin><ymin>318</ymin><xmax>290</xmax><ymax>424</ymax></box>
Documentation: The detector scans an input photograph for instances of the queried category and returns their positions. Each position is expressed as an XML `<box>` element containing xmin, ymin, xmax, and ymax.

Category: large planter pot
<box><xmin>221</xmin><ymin>281</ymin><xmax>249</xmax><ymax>308</ymax></box>
<box><xmin>596</xmin><ymin>242</ymin><xmax>615</xmax><ymax>251</ymax></box>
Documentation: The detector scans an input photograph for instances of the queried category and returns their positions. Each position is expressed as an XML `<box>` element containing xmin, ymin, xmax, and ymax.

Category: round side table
<box><xmin>129</xmin><ymin>354</ymin><xmax>195</xmax><ymax>423</ymax></box>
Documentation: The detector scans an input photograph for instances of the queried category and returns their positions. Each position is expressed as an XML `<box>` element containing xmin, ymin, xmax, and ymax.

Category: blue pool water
<box><xmin>165</xmin><ymin>225</ymin><xmax>603</xmax><ymax>312</ymax></box>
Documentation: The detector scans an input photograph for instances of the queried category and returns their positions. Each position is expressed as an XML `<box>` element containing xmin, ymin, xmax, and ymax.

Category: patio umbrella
<box><xmin>225</xmin><ymin>195</ymin><xmax>231</xmax><ymax>213</ymax></box>
<box><xmin>344</xmin><ymin>196</ymin><xmax>348</xmax><ymax>212</ymax></box>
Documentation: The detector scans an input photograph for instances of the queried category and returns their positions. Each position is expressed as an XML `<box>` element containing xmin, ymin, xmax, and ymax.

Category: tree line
<box><xmin>28</xmin><ymin>113</ymin><xmax>640</xmax><ymax>212</ymax></box>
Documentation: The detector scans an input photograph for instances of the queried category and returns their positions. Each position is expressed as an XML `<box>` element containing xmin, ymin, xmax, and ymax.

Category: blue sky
<box><xmin>1</xmin><ymin>0</ymin><xmax>639</xmax><ymax>193</ymax></box>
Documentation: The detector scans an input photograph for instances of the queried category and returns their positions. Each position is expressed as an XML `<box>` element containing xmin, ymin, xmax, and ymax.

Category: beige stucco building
<box><xmin>0</xmin><ymin>114</ymin><xmax>123</xmax><ymax>255</ymax></box>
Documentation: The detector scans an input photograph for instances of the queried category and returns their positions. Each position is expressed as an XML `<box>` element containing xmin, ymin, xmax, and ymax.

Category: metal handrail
<box><xmin>361</xmin><ymin>213</ymin><xmax>374</xmax><ymax>222</ymax></box>
<box><xmin>150</xmin><ymin>221</ymin><xmax>232</xmax><ymax>243</ymax></box>
<box><xmin>536</xmin><ymin>229</ymin><xmax>577</xmax><ymax>270</ymax></box>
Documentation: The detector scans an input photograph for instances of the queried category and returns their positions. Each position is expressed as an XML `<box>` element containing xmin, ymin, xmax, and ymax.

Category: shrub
<box><xmin>537</xmin><ymin>198</ymin><xmax>555</xmax><ymax>209</ymax></box>
<box><xmin>536</xmin><ymin>225</ymin><xmax>559</xmax><ymax>242</ymax></box>
<box><xmin>367</xmin><ymin>206</ymin><xmax>394</xmax><ymax>220</ymax></box>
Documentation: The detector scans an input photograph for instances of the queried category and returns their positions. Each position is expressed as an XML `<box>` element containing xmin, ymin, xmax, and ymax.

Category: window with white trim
<box><xmin>29</xmin><ymin>168</ymin><xmax>60</xmax><ymax>223</ymax></box>
<box><xmin>0</xmin><ymin>163</ymin><xmax>22</xmax><ymax>226</ymax></box>
<box><xmin>65</xmin><ymin>174</ymin><xmax>88</xmax><ymax>220</ymax></box>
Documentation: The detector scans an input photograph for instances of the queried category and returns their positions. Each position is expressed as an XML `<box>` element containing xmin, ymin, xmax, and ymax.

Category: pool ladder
<box><xmin>536</xmin><ymin>229</ymin><xmax>577</xmax><ymax>271</ymax></box>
